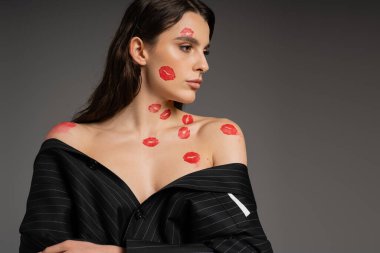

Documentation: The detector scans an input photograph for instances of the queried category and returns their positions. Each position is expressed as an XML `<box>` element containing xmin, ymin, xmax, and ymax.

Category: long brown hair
<box><xmin>72</xmin><ymin>0</ymin><xmax>215</xmax><ymax>123</ymax></box>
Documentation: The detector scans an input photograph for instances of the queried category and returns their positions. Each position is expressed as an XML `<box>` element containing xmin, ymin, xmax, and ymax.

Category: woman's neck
<box><xmin>95</xmin><ymin>96</ymin><xmax>183</xmax><ymax>137</ymax></box>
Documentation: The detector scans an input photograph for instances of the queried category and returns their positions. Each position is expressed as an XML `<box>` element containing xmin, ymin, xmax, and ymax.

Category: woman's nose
<box><xmin>195</xmin><ymin>52</ymin><xmax>209</xmax><ymax>74</ymax></box>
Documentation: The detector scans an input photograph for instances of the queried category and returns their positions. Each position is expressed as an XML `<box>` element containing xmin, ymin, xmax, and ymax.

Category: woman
<box><xmin>19</xmin><ymin>0</ymin><xmax>274</xmax><ymax>252</ymax></box>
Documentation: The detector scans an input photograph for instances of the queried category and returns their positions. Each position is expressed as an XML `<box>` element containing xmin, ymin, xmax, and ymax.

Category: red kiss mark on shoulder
<box><xmin>180</xmin><ymin>27</ymin><xmax>194</xmax><ymax>37</ymax></box>
<box><xmin>49</xmin><ymin>121</ymin><xmax>76</xmax><ymax>134</ymax></box>
<box><xmin>220</xmin><ymin>123</ymin><xmax>238</xmax><ymax>135</ymax></box>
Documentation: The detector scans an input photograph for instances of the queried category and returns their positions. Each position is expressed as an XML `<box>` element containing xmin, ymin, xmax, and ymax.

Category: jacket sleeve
<box><xmin>19</xmin><ymin>151</ymin><xmax>75</xmax><ymax>253</ymax></box>
<box><xmin>126</xmin><ymin>192</ymin><xmax>273</xmax><ymax>253</ymax></box>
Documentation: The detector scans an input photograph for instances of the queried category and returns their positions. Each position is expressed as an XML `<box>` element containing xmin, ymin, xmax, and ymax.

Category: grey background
<box><xmin>1</xmin><ymin>0</ymin><xmax>379</xmax><ymax>252</ymax></box>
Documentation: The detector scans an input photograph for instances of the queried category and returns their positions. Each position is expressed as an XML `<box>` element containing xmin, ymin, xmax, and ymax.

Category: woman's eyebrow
<box><xmin>174</xmin><ymin>36</ymin><xmax>210</xmax><ymax>49</ymax></box>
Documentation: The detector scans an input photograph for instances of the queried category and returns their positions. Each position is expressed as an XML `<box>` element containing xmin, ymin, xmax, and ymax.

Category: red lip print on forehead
<box><xmin>180</xmin><ymin>27</ymin><xmax>194</xmax><ymax>37</ymax></box>
<box><xmin>159</xmin><ymin>66</ymin><xmax>176</xmax><ymax>81</ymax></box>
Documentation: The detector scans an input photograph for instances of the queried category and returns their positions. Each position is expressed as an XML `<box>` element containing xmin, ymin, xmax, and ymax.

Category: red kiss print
<box><xmin>148</xmin><ymin>103</ymin><xmax>161</xmax><ymax>113</ymax></box>
<box><xmin>178</xmin><ymin>127</ymin><xmax>190</xmax><ymax>139</ymax></box>
<box><xmin>142</xmin><ymin>137</ymin><xmax>159</xmax><ymax>147</ymax></box>
<box><xmin>182</xmin><ymin>114</ymin><xmax>194</xmax><ymax>125</ymax></box>
<box><xmin>183</xmin><ymin>151</ymin><xmax>200</xmax><ymax>164</ymax></box>
<box><xmin>50</xmin><ymin>121</ymin><xmax>76</xmax><ymax>134</ymax></box>
<box><xmin>220</xmin><ymin>124</ymin><xmax>238</xmax><ymax>135</ymax></box>
<box><xmin>160</xmin><ymin>109</ymin><xmax>171</xmax><ymax>120</ymax></box>
<box><xmin>180</xmin><ymin>27</ymin><xmax>194</xmax><ymax>37</ymax></box>
<box><xmin>159</xmin><ymin>66</ymin><xmax>176</xmax><ymax>81</ymax></box>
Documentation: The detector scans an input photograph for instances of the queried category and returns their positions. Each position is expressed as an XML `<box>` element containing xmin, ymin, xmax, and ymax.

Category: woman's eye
<box><xmin>180</xmin><ymin>45</ymin><xmax>192</xmax><ymax>52</ymax></box>
<box><xmin>179</xmin><ymin>45</ymin><xmax>210</xmax><ymax>56</ymax></box>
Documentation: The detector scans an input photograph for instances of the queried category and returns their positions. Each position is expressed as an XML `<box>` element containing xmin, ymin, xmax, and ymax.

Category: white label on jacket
<box><xmin>228</xmin><ymin>193</ymin><xmax>251</xmax><ymax>217</ymax></box>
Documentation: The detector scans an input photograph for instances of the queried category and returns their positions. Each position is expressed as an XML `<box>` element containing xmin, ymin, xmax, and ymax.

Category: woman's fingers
<box><xmin>39</xmin><ymin>239</ymin><xmax>91</xmax><ymax>253</ymax></box>
<box><xmin>38</xmin><ymin>240</ymin><xmax>121</xmax><ymax>253</ymax></box>
<box><xmin>39</xmin><ymin>239</ymin><xmax>67</xmax><ymax>252</ymax></box>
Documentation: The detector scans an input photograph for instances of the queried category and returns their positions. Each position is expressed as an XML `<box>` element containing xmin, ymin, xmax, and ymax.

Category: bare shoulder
<box><xmin>199</xmin><ymin>117</ymin><xmax>248</xmax><ymax>166</ymax></box>
<box><xmin>44</xmin><ymin>121</ymin><xmax>89</xmax><ymax>148</ymax></box>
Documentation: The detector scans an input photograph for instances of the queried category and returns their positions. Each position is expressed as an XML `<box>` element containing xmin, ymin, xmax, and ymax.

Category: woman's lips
<box><xmin>186</xmin><ymin>81</ymin><xmax>201</xmax><ymax>89</ymax></box>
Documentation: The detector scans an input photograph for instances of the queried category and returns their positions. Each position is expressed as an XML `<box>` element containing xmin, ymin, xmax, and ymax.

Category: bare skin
<box><xmin>42</xmin><ymin>11</ymin><xmax>247</xmax><ymax>253</ymax></box>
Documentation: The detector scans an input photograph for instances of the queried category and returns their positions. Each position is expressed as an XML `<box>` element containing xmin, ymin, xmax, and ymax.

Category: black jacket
<box><xmin>19</xmin><ymin>138</ymin><xmax>273</xmax><ymax>252</ymax></box>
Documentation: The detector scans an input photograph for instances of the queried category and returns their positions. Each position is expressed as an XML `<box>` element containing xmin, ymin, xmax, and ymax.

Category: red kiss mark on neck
<box><xmin>182</xmin><ymin>114</ymin><xmax>194</xmax><ymax>124</ymax></box>
<box><xmin>148</xmin><ymin>103</ymin><xmax>161</xmax><ymax>113</ymax></box>
<box><xmin>180</xmin><ymin>27</ymin><xmax>194</xmax><ymax>37</ymax></box>
<box><xmin>160</xmin><ymin>108</ymin><xmax>171</xmax><ymax>119</ymax></box>
<box><xmin>159</xmin><ymin>66</ymin><xmax>176</xmax><ymax>81</ymax></box>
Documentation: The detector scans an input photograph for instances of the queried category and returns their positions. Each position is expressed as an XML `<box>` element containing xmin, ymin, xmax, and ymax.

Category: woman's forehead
<box><xmin>162</xmin><ymin>12</ymin><xmax>210</xmax><ymax>44</ymax></box>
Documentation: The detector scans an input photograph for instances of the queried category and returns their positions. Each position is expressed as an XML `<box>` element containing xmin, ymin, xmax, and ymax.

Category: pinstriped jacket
<box><xmin>19</xmin><ymin>138</ymin><xmax>273</xmax><ymax>252</ymax></box>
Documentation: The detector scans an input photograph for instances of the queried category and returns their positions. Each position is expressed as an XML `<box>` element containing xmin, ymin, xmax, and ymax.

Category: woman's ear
<box><xmin>129</xmin><ymin>36</ymin><xmax>149</xmax><ymax>66</ymax></box>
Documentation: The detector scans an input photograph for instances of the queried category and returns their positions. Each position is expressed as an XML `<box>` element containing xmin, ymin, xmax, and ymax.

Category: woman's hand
<box><xmin>38</xmin><ymin>240</ymin><xmax>126</xmax><ymax>253</ymax></box>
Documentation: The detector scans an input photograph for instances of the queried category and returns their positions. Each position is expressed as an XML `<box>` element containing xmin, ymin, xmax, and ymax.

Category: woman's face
<box><xmin>142</xmin><ymin>11</ymin><xmax>210</xmax><ymax>104</ymax></box>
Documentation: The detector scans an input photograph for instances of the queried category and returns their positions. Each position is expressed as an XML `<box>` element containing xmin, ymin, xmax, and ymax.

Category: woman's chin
<box><xmin>177</xmin><ymin>94</ymin><xmax>197</xmax><ymax>104</ymax></box>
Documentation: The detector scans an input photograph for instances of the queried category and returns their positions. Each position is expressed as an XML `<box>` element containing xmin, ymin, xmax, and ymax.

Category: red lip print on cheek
<box><xmin>180</xmin><ymin>27</ymin><xmax>194</xmax><ymax>37</ymax></box>
<box><xmin>182</xmin><ymin>114</ymin><xmax>194</xmax><ymax>125</ymax></box>
<box><xmin>220</xmin><ymin>124</ymin><xmax>238</xmax><ymax>135</ymax></box>
<box><xmin>159</xmin><ymin>66</ymin><xmax>176</xmax><ymax>81</ymax></box>
<box><xmin>148</xmin><ymin>103</ymin><xmax>161</xmax><ymax>113</ymax></box>
<box><xmin>143</xmin><ymin>137</ymin><xmax>159</xmax><ymax>147</ymax></box>
<box><xmin>160</xmin><ymin>109</ymin><xmax>171</xmax><ymax>119</ymax></box>
<box><xmin>178</xmin><ymin>127</ymin><xmax>190</xmax><ymax>139</ymax></box>
<box><xmin>183</xmin><ymin>151</ymin><xmax>200</xmax><ymax>164</ymax></box>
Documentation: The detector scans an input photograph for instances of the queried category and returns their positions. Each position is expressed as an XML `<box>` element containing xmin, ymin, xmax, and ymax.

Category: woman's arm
<box><xmin>19</xmin><ymin>149</ymin><xmax>75</xmax><ymax>252</ymax></box>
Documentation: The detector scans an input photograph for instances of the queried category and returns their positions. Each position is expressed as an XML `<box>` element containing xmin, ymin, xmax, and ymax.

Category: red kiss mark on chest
<box><xmin>159</xmin><ymin>66</ymin><xmax>176</xmax><ymax>81</ymax></box>
<box><xmin>160</xmin><ymin>108</ymin><xmax>171</xmax><ymax>119</ymax></box>
<box><xmin>178</xmin><ymin>126</ymin><xmax>190</xmax><ymax>139</ymax></box>
<box><xmin>183</xmin><ymin>151</ymin><xmax>200</xmax><ymax>164</ymax></box>
<box><xmin>220</xmin><ymin>123</ymin><xmax>238</xmax><ymax>135</ymax></box>
<box><xmin>142</xmin><ymin>137</ymin><xmax>159</xmax><ymax>147</ymax></box>
<box><xmin>182</xmin><ymin>114</ymin><xmax>194</xmax><ymax>124</ymax></box>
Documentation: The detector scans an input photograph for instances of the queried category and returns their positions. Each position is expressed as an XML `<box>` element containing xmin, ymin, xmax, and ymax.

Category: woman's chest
<box><xmin>84</xmin><ymin>138</ymin><xmax>213</xmax><ymax>205</ymax></box>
